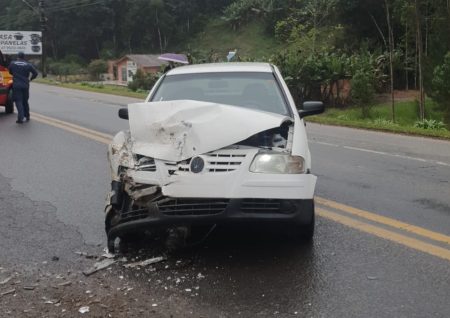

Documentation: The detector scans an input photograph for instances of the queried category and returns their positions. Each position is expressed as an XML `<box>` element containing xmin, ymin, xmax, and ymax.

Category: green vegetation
<box><xmin>308</xmin><ymin>100</ymin><xmax>450</xmax><ymax>139</ymax></box>
<box><xmin>87</xmin><ymin>60</ymin><xmax>108</xmax><ymax>81</ymax></box>
<box><xmin>431</xmin><ymin>52</ymin><xmax>450</xmax><ymax>114</ymax></box>
<box><xmin>127</xmin><ymin>69</ymin><xmax>159</xmax><ymax>92</ymax></box>
<box><xmin>5</xmin><ymin>0</ymin><xmax>450</xmax><ymax>135</ymax></box>
<box><xmin>183</xmin><ymin>20</ymin><xmax>281</xmax><ymax>60</ymax></box>
<box><xmin>34</xmin><ymin>78</ymin><xmax>147</xmax><ymax>100</ymax></box>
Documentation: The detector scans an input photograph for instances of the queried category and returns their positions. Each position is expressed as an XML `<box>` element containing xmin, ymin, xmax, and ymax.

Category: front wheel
<box><xmin>5</xmin><ymin>90</ymin><xmax>14</xmax><ymax>114</ymax></box>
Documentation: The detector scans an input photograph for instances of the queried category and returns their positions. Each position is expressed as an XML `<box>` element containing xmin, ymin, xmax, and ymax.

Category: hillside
<box><xmin>179</xmin><ymin>20</ymin><xmax>281</xmax><ymax>61</ymax></box>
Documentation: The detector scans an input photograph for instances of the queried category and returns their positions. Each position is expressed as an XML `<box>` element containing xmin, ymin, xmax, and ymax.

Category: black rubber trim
<box><xmin>107</xmin><ymin>199</ymin><xmax>313</xmax><ymax>240</ymax></box>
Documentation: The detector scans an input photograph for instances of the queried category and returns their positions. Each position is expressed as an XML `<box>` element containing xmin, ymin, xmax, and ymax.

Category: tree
<box><xmin>431</xmin><ymin>51</ymin><xmax>450</xmax><ymax>113</ymax></box>
<box><xmin>88</xmin><ymin>59</ymin><xmax>108</xmax><ymax>80</ymax></box>
<box><xmin>385</xmin><ymin>0</ymin><xmax>396</xmax><ymax>122</ymax></box>
<box><xmin>352</xmin><ymin>70</ymin><xmax>376</xmax><ymax>118</ymax></box>
<box><xmin>415</xmin><ymin>0</ymin><xmax>426</xmax><ymax>121</ymax></box>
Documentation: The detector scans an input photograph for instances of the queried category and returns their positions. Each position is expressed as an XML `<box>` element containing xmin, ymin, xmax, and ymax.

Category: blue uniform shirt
<box><xmin>8</xmin><ymin>59</ymin><xmax>38</xmax><ymax>89</ymax></box>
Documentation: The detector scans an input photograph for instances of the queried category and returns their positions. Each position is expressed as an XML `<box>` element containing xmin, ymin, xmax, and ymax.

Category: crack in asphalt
<box><xmin>0</xmin><ymin>173</ymin><xmax>96</xmax><ymax>272</ymax></box>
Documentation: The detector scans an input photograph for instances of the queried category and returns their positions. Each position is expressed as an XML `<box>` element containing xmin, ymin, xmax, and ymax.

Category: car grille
<box><xmin>120</xmin><ymin>208</ymin><xmax>149</xmax><ymax>222</ymax></box>
<box><xmin>165</xmin><ymin>150</ymin><xmax>247</xmax><ymax>175</ymax></box>
<box><xmin>157</xmin><ymin>198</ymin><xmax>229</xmax><ymax>216</ymax></box>
<box><xmin>240</xmin><ymin>199</ymin><xmax>284</xmax><ymax>213</ymax></box>
<box><xmin>205</xmin><ymin>152</ymin><xmax>246</xmax><ymax>172</ymax></box>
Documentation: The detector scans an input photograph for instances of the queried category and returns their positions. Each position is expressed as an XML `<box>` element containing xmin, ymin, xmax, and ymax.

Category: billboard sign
<box><xmin>0</xmin><ymin>31</ymin><xmax>42</xmax><ymax>55</ymax></box>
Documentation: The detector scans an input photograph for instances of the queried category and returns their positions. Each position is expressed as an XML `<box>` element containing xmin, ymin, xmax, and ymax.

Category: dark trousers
<box><xmin>13</xmin><ymin>87</ymin><xmax>30</xmax><ymax>121</ymax></box>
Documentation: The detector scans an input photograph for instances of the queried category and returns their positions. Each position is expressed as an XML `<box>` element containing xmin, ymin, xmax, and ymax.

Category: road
<box><xmin>0</xmin><ymin>83</ymin><xmax>449</xmax><ymax>317</ymax></box>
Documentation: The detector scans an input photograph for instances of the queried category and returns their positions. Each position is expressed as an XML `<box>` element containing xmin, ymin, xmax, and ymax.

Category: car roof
<box><xmin>167</xmin><ymin>62</ymin><xmax>274</xmax><ymax>75</ymax></box>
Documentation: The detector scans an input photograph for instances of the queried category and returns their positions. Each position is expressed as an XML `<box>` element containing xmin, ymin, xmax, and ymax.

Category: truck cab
<box><xmin>0</xmin><ymin>49</ymin><xmax>14</xmax><ymax>113</ymax></box>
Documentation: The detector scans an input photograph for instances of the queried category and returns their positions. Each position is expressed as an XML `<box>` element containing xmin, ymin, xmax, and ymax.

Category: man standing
<box><xmin>8</xmin><ymin>52</ymin><xmax>38</xmax><ymax>124</ymax></box>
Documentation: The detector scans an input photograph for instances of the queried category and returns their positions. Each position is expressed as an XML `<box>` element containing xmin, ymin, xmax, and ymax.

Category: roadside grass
<box><xmin>34</xmin><ymin>78</ymin><xmax>148</xmax><ymax>100</ymax></box>
<box><xmin>308</xmin><ymin>100</ymin><xmax>450</xmax><ymax>139</ymax></box>
<box><xmin>181</xmin><ymin>20</ymin><xmax>280</xmax><ymax>60</ymax></box>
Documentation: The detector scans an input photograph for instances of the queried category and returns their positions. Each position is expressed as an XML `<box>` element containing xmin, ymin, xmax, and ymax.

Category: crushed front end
<box><xmin>105</xmin><ymin>101</ymin><xmax>317</xmax><ymax>251</ymax></box>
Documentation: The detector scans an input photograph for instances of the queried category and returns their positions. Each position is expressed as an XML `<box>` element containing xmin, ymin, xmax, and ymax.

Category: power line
<box><xmin>21</xmin><ymin>0</ymin><xmax>40</xmax><ymax>14</ymax></box>
<box><xmin>48</xmin><ymin>1</ymin><xmax>107</xmax><ymax>12</ymax></box>
<box><xmin>45</xmin><ymin>0</ymin><xmax>107</xmax><ymax>11</ymax></box>
<box><xmin>45</xmin><ymin>0</ymin><xmax>95</xmax><ymax>9</ymax></box>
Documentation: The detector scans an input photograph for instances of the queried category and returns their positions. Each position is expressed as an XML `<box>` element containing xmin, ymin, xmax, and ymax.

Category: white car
<box><xmin>105</xmin><ymin>63</ymin><xmax>324</xmax><ymax>252</ymax></box>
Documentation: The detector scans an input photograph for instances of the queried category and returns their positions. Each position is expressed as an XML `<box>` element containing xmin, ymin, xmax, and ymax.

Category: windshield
<box><xmin>150</xmin><ymin>72</ymin><xmax>290</xmax><ymax>116</ymax></box>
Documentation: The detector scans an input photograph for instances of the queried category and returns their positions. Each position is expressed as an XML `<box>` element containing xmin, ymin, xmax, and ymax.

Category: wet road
<box><xmin>0</xmin><ymin>83</ymin><xmax>449</xmax><ymax>317</ymax></box>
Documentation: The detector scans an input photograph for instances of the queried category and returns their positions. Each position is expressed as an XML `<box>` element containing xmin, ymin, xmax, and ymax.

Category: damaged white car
<box><xmin>105</xmin><ymin>63</ymin><xmax>324</xmax><ymax>252</ymax></box>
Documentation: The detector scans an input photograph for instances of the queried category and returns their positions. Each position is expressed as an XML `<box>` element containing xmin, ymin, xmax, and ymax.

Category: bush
<box><xmin>371</xmin><ymin>118</ymin><xmax>398</xmax><ymax>127</ymax></box>
<box><xmin>414</xmin><ymin>119</ymin><xmax>447</xmax><ymax>130</ymax></box>
<box><xmin>271</xmin><ymin>50</ymin><xmax>351</xmax><ymax>106</ymax></box>
<box><xmin>80</xmin><ymin>82</ymin><xmax>104</xmax><ymax>89</ymax></box>
<box><xmin>127</xmin><ymin>69</ymin><xmax>159</xmax><ymax>92</ymax></box>
<box><xmin>88</xmin><ymin>59</ymin><xmax>108</xmax><ymax>80</ymax></box>
<box><xmin>431</xmin><ymin>52</ymin><xmax>450</xmax><ymax>113</ymax></box>
<box><xmin>351</xmin><ymin>70</ymin><xmax>376</xmax><ymax>118</ymax></box>
<box><xmin>47</xmin><ymin>61</ymin><xmax>83</xmax><ymax>80</ymax></box>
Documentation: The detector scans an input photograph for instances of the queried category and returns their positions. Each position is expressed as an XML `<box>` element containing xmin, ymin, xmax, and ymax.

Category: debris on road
<box><xmin>78</xmin><ymin>306</ymin><xmax>90</xmax><ymax>314</ymax></box>
<box><xmin>123</xmin><ymin>256</ymin><xmax>166</xmax><ymax>268</ymax></box>
<box><xmin>83</xmin><ymin>259</ymin><xmax>116</xmax><ymax>276</ymax></box>
<box><xmin>197</xmin><ymin>273</ymin><xmax>205</xmax><ymax>279</ymax></box>
<box><xmin>101</xmin><ymin>247</ymin><xmax>115</xmax><ymax>259</ymax></box>
<box><xmin>23</xmin><ymin>285</ymin><xmax>38</xmax><ymax>290</ymax></box>
<box><xmin>58</xmin><ymin>281</ymin><xmax>72</xmax><ymax>287</ymax></box>
<box><xmin>44</xmin><ymin>299</ymin><xmax>59</xmax><ymax>304</ymax></box>
<box><xmin>101</xmin><ymin>252</ymin><xmax>115</xmax><ymax>259</ymax></box>
<box><xmin>75</xmin><ymin>251</ymin><xmax>97</xmax><ymax>259</ymax></box>
<box><xmin>1</xmin><ymin>288</ymin><xmax>15</xmax><ymax>296</ymax></box>
<box><xmin>0</xmin><ymin>276</ymin><xmax>13</xmax><ymax>285</ymax></box>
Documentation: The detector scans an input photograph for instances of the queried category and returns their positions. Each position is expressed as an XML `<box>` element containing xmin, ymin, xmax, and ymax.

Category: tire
<box><xmin>105</xmin><ymin>193</ymin><xmax>146</xmax><ymax>253</ymax></box>
<box><xmin>5</xmin><ymin>90</ymin><xmax>14</xmax><ymax>114</ymax></box>
<box><xmin>289</xmin><ymin>199</ymin><xmax>315</xmax><ymax>241</ymax></box>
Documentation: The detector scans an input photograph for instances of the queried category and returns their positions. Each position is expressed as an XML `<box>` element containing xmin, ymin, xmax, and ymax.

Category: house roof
<box><xmin>115</xmin><ymin>54</ymin><xmax>167</xmax><ymax>67</ymax></box>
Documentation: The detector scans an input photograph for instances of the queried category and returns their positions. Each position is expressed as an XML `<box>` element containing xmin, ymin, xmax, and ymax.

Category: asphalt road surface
<box><xmin>0</xmin><ymin>83</ymin><xmax>449</xmax><ymax>317</ymax></box>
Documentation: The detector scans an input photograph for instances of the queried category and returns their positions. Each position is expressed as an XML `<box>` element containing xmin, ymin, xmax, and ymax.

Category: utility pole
<box><xmin>38</xmin><ymin>0</ymin><xmax>47</xmax><ymax>77</ymax></box>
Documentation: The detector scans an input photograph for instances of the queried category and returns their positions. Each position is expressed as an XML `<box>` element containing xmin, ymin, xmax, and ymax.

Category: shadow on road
<box><xmin>115</xmin><ymin>224</ymin><xmax>318</xmax><ymax>316</ymax></box>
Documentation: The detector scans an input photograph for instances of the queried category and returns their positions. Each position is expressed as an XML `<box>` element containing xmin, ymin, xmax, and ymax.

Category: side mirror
<box><xmin>299</xmin><ymin>101</ymin><xmax>324</xmax><ymax>118</ymax></box>
<box><xmin>118</xmin><ymin>108</ymin><xmax>129</xmax><ymax>120</ymax></box>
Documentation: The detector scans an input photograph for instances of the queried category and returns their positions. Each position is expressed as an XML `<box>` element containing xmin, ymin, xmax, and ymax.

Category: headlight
<box><xmin>135</xmin><ymin>155</ymin><xmax>156</xmax><ymax>172</ymax></box>
<box><xmin>249</xmin><ymin>153</ymin><xmax>305</xmax><ymax>174</ymax></box>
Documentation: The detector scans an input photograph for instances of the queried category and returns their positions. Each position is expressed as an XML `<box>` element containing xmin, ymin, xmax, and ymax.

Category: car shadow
<box><xmin>118</xmin><ymin>224</ymin><xmax>318</xmax><ymax>315</ymax></box>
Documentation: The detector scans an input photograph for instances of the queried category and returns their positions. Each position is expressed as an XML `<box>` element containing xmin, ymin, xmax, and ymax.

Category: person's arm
<box><xmin>8</xmin><ymin>62</ymin><xmax>15</xmax><ymax>75</ymax></box>
<box><xmin>29</xmin><ymin>64</ymin><xmax>38</xmax><ymax>81</ymax></box>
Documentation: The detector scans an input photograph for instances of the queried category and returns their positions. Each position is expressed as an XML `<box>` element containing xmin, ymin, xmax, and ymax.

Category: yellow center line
<box><xmin>30</xmin><ymin>112</ymin><xmax>113</xmax><ymax>145</ymax></box>
<box><xmin>30</xmin><ymin>111</ymin><xmax>450</xmax><ymax>261</ymax></box>
<box><xmin>317</xmin><ymin>208</ymin><xmax>450</xmax><ymax>262</ymax></box>
<box><xmin>316</xmin><ymin>196</ymin><xmax>450</xmax><ymax>246</ymax></box>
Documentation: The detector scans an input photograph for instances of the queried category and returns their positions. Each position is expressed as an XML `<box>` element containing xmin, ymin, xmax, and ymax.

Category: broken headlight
<box><xmin>135</xmin><ymin>155</ymin><xmax>156</xmax><ymax>172</ymax></box>
<box><xmin>249</xmin><ymin>153</ymin><xmax>305</xmax><ymax>174</ymax></box>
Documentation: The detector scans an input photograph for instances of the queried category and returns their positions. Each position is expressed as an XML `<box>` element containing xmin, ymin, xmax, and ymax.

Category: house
<box><xmin>112</xmin><ymin>54</ymin><xmax>167</xmax><ymax>84</ymax></box>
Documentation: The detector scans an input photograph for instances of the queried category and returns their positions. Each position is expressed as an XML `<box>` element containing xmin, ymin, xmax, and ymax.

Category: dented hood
<box><xmin>128</xmin><ymin>100</ymin><xmax>292</xmax><ymax>161</ymax></box>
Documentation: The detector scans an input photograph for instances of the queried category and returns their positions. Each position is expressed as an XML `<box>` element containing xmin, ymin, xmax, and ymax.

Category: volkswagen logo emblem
<box><xmin>190</xmin><ymin>157</ymin><xmax>205</xmax><ymax>173</ymax></box>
